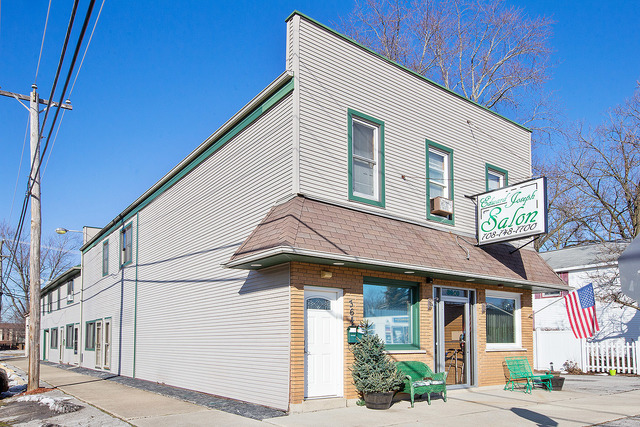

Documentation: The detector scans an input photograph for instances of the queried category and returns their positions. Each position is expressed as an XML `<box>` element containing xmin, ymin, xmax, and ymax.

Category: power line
<box><xmin>34</xmin><ymin>0</ymin><xmax>53</xmax><ymax>84</ymax></box>
<box><xmin>8</xmin><ymin>117</ymin><xmax>30</xmax><ymax>224</ymax></box>
<box><xmin>33</xmin><ymin>0</ymin><xmax>97</xmax><ymax>188</ymax></box>
<box><xmin>44</xmin><ymin>0</ymin><xmax>107</xmax><ymax>176</ymax></box>
<box><xmin>2</xmin><ymin>0</ymin><xmax>83</xmax><ymax>289</ymax></box>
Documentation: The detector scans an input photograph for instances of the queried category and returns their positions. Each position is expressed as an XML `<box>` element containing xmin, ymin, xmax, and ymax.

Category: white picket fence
<box><xmin>534</xmin><ymin>330</ymin><xmax>639</xmax><ymax>374</ymax></box>
<box><xmin>584</xmin><ymin>340</ymin><xmax>638</xmax><ymax>374</ymax></box>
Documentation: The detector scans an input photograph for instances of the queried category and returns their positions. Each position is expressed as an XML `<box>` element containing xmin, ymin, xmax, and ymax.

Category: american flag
<box><xmin>564</xmin><ymin>283</ymin><xmax>600</xmax><ymax>339</ymax></box>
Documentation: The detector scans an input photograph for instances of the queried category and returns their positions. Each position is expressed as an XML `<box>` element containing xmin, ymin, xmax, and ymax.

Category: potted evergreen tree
<box><xmin>350</xmin><ymin>323</ymin><xmax>404</xmax><ymax>409</ymax></box>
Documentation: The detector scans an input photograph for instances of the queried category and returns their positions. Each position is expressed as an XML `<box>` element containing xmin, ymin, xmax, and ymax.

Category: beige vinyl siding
<box><xmin>294</xmin><ymin>18</ymin><xmax>531</xmax><ymax>236</ymax></box>
<box><xmin>81</xmin><ymin>226</ymin><xmax>136</xmax><ymax>375</ymax></box>
<box><xmin>134</xmin><ymin>94</ymin><xmax>294</xmax><ymax>410</ymax></box>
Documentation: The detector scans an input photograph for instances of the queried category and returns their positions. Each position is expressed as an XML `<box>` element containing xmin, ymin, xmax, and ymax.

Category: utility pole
<box><xmin>0</xmin><ymin>85</ymin><xmax>71</xmax><ymax>391</ymax></box>
<box><xmin>0</xmin><ymin>239</ymin><xmax>5</xmax><ymax>323</ymax></box>
<box><xmin>28</xmin><ymin>86</ymin><xmax>42</xmax><ymax>392</ymax></box>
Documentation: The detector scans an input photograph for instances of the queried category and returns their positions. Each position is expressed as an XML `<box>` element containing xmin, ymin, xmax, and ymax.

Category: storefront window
<box><xmin>363</xmin><ymin>278</ymin><xmax>418</xmax><ymax>349</ymax></box>
<box><xmin>486</xmin><ymin>291</ymin><xmax>521</xmax><ymax>348</ymax></box>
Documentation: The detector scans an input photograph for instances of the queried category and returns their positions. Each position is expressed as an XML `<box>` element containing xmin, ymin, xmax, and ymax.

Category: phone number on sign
<box><xmin>481</xmin><ymin>223</ymin><xmax>538</xmax><ymax>241</ymax></box>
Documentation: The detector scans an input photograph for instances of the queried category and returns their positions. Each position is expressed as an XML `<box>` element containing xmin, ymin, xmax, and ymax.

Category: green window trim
<box><xmin>363</xmin><ymin>276</ymin><xmax>420</xmax><ymax>350</ymax></box>
<box><xmin>85</xmin><ymin>321</ymin><xmax>96</xmax><ymax>351</ymax></box>
<box><xmin>347</xmin><ymin>109</ymin><xmax>386</xmax><ymax>208</ymax></box>
<box><xmin>67</xmin><ymin>281</ymin><xmax>74</xmax><ymax>305</ymax></box>
<box><xmin>102</xmin><ymin>240</ymin><xmax>109</xmax><ymax>276</ymax></box>
<box><xmin>426</xmin><ymin>139</ymin><xmax>454</xmax><ymax>225</ymax></box>
<box><xmin>120</xmin><ymin>222</ymin><xmax>133</xmax><ymax>268</ymax></box>
<box><xmin>485</xmin><ymin>163</ymin><xmax>509</xmax><ymax>191</ymax></box>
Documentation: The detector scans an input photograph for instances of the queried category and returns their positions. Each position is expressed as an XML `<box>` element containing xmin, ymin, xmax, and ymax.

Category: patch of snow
<box><xmin>17</xmin><ymin>395</ymin><xmax>82</xmax><ymax>413</ymax></box>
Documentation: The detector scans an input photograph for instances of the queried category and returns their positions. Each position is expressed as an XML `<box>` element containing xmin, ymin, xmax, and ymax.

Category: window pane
<box><xmin>364</xmin><ymin>284</ymin><xmax>413</xmax><ymax>345</ymax></box>
<box><xmin>487</xmin><ymin>171</ymin><xmax>503</xmax><ymax>190</ymax></box>
<box><xmin>430</xmin><ymin>182</ymin><xmax>445</xmax><ymax>199</ymax></box>
<box><xmin>353</xmin><ymin>121</ymin><xmax>375</xmax><ymax>160</ymax></box>
<box><xmin>353</xmin><ymin>159</ymin><xmax>374</xmax><ymax>196</ymax></box>
<box><xmin>486</xmin><ymin>296</ymin><xmax>515</xmax><ymax>343</ymax></box>
<box><xmin>306</xmin><ymin>297</ymin><xmax>331</xmax><ymax>310</ymax></box>
<box><xmin>429</xmin><ymin>152</ymin><xmax>445</xmax><ymax>184</ymax></box>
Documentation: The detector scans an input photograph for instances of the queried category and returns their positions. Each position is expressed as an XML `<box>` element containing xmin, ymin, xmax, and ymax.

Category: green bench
<box><xmin>504</xmin><ymin>356</ymin><xmax>553</xmax><ymax>394</ymax></box>
<box><xmin>395</xmin><ymin>361</ymin><xmax>447</xmax><ymax>407</ymax></box>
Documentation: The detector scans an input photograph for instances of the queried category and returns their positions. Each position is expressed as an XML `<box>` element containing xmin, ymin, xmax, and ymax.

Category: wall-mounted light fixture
<box><xmin>321</xmin><ymin>270</ymin><xmax>332</xmax><ymax>279</ymax></box>
<box><xmin>426</xmin><ymin>297</ymin><xmax>434</xmax><ymax>311</ymax></box>
<box><xmin>481</xmin><ymin>302</ymin><xmax>487</xmax><ymax>314</ymax></box>
<box><xmin>426</xmin><ymin>277</ymin><xmax>433</xmax><ymax>284</ymax></box>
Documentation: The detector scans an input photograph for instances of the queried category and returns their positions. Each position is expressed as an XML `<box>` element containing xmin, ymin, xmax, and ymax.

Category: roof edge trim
<box><xmin>223</xmin><ymin>245</ymin><xmax>569</xmax><ymax>291</ymax></box>
<box><xmin>41</xmin><ymin>266</ymin><xmax>81</xmax><ymax>295</ymax></box>
<box><xmin>81</xmin><ymin>71</ymin><xmax>295</xmax><ymax>253</ymax></box>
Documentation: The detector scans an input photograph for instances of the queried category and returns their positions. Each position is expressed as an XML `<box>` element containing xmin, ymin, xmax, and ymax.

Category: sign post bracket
<box><xmin>508</xmin><ymin>236</ymin><xmax>540</xmax><ymax>254</ymax></box>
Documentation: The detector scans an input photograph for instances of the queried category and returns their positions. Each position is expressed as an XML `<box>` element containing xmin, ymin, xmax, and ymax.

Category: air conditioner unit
<box><xmin>431</xmin><ymin>196</ymin><xmax>453</xmax><ymax>216</ymax></box>
<box><xmin>67</xmin><ymin>294</ymin><xmax>73</xmax><ymax>302</ymax></box>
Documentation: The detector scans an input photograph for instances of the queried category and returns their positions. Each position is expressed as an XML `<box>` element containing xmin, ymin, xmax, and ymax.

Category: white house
<box><xmin>533</xmin><ymin>243</ymin><xmax>639</xmax><ymax>371</ymax></box>
<box><xmin>39</xmin><ymin>266</ymin><xmax>82</xmax><ymax>365</ymax></box>
<box><xmin>42</xmin><ymin>12</ymin><xmax>567</xmax><ymax>412</ymax></box>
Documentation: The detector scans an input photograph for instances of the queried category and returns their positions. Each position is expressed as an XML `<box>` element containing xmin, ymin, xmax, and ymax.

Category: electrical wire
<box><xmin>2</xmin><ymin>0</ymin><xmax>89</xmax><ymax>289</ymax></box>
<box><xmin>43</xmin><ymin>0</ymin><xmax>106</xmax><ymax>177</ymax></box>
<box><xmin>7</xmin><ymin>117</ymin><xmax>30</xmax><ymax>224</ymax></box>
<box><xmin>34</xmin><ymin>0</ymin><xmax>97</xmax><ymax>186</ymax></box>
<box><xmin>34</xmin><ymin>0</ymin><xmax>52</xmax><ymax>84</ymax></box>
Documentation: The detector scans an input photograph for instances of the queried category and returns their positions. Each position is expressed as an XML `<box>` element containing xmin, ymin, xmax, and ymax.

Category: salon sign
<box><xmin>476</xmin><ymin>177</ymin><xmax>548</xmax><ymax>246</ymax></box>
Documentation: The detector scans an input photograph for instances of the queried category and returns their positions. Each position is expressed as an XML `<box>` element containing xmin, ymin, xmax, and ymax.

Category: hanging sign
<box><xmin>476</xmin><ymin>177</ymin><xmax>547</xmax><ymax>246</ymax></box>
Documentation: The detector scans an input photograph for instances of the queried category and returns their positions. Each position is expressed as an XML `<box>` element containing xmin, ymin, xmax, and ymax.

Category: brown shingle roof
<box><xmin>230</xmin><ymin>196</ymin><xmax>566</xmax><ymax>288</ymax></box>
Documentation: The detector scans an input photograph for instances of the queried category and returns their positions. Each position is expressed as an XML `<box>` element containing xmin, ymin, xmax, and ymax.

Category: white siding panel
<box><xmin>40</xmin><ymin>275</ymin><xmax>82</xmax><ymax>365</ymax></box>
<box><xmin>134</xmin><ymin>95</ymin><xmax>294</xmax><ymax>410</ymax></box>
<box><xmin>296</xmin><ymin>19</ymin><xmax>531</xmax><ymax>236</ymax></box>
<box><xmin>81</xmin><ymin>223</ymin><xmax>137</xmax><ymax>376</ymax></box>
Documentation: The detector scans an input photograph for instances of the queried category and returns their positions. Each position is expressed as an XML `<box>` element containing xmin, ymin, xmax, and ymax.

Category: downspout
<box><xmin>133</xmin><ymin>212</ymin><xmax>139</xmax><ymax>378</ymax></box>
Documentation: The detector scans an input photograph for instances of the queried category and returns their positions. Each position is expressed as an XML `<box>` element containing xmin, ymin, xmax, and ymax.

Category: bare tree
<box><xmin>0</xmin><ymin>221</ymin><xmax>80</xmax><ymax>319</ymax></box>
<box><xmin>541</xmin><ymin>85</ymin><xmax>640</xmax><ymax>309</ymax></box>
<box><xmin>339</xmin><ymin>0</ymin><xmax>557</xmax><ymax>140</ymax></box>
<box><xmin>543</xmin><ymin>85</ymin><xmax>640</xmax><ymax>248</ymax></box>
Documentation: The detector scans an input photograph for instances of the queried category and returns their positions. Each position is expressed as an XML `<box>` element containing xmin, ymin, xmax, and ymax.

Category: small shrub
<box><xmin>563</xmin><ymin>360</ymin><xmax>582</xmax><ymax>374</ymax></box>
<box><xmin>350</xmin><ymin>323</ymin><xmax>404</xmax><ymax>394</ymax></box>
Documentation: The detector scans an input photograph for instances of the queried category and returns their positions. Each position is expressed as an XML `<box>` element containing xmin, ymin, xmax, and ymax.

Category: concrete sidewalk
<box><xmin>5</xmin><ymin>357</ymin><xmax>640</xmax><ymax>426</ymax></box>
<box><xmin>7</xmin><ymin>357</ymin><xmax>261</xmax><ymax>426</ymax></box>
<box><xmin>271</xmin><ymin>376</ymin><xmax>640</xmax><ymax>427</ymax></box>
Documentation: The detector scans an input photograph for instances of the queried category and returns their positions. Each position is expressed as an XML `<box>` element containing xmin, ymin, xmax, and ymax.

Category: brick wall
<box><xmin>289</xmin><ymin>262</ymin><xmax>533</xmax><ymax>404</ymax></box>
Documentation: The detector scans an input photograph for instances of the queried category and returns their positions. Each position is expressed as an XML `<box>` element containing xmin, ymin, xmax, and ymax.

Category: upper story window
<box><xmin>121</xmin><ymin>223</ymin><xmax>133</xmax><ymax>267</ymax></box>
<box><xmin>426</xmin><ymin>140</ymin><xmax>454</xmax><ymax>224</ymax></box>
<box><xmin>486</xmin><ymin>164</ymin><xmax>508</xmax><ymax>191</ymax></box>
<box><xmin>57</xmin><ymin>288</ymin><xmax>61</xmax><ymax>310</ymax></box>
<box><xmin>348</xmin><ymin>109</ymin><xmax>385</xmax><ymax>207</ymax></box>
<box><xmin>67</xmin><ymin>280</ymin><xmax>74</xmax><ymax>304</ymax></box>
<box><xmin>102</xmin><ymin>240</ymin><xmax>109</xmax><ymax>276</ymax></box>
<box><xmin>47</xmin><ymin>293</ymin><xmax>53</xmax><ymax>313</ymax></box>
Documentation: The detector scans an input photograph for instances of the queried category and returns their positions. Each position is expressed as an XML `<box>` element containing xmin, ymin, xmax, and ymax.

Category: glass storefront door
<box><xmin>434</xmin><ymin>287</ymin><xmax>476</xmax><ymax>387</ymax></box>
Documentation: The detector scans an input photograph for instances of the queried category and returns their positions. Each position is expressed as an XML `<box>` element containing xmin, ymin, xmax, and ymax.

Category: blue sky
<box><xmin>1</xmin><ymin>0</ymin><xmax>639</xmax><ymax>248</ymax></box>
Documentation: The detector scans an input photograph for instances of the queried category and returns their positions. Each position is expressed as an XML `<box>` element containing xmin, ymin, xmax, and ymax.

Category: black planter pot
<box><xmin>364</xmin><ymin>391</ymin><xmax>395</xmax><ymax>410</ymax></box>
<box><xmin>550</xmin><ymin>376</ymin><xmax>565</xmax><ymax>391</ymax></box>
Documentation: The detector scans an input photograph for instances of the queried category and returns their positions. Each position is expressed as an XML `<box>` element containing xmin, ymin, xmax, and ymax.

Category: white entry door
<box><xmin>305</xmin><ymin>287</ymin><xmax>343</xmax><ymax>398</ymax></box>
<box><xmin>95</xmin><ymin>320</ymin><xmax>103</xmax><ymax>368</ymax></box>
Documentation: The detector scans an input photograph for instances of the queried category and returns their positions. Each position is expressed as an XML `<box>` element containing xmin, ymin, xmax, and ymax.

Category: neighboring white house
<box><xmin>533</xmin><ymin>243</ymin><xmax>639</xmax><ymax>371</ymax></box>
<box><xmin>40</xmin><ymin>266</ymin><xmax>82</xmax><ymax>365</ymax></box>
<box><xmin>41</xmin><ymin>12</ymin><xmax>567</xmax><ymax>412</ymax></box>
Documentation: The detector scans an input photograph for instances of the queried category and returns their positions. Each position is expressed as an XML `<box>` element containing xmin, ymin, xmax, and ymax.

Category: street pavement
<box><xmin>2</xmin><ymin>355</ymin><xmax>640</xmax><ymax>426</ymax></box>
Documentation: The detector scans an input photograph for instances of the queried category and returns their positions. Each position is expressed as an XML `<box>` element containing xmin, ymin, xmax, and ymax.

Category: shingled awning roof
<box><xmin>224</xmin><ymin>195</ymin><xmax>568</xmax><ymax>292</ymax></box>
